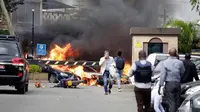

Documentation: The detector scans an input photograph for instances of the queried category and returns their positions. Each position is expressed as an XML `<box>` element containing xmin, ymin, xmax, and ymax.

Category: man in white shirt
<box><xmin>129</xmin><ymin>50</ymin><xmax>153</xmax><ymax>112</ymax></box>
<box><xmin>99</xmin><ymin>50</ymin><xmax>115</xmax><ymax>95</ymax></box>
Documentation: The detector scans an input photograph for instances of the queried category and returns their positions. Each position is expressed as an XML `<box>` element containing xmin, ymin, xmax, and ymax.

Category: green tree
<box><xmin>190</xmin><ymin>0</ymin><xmax>200</xmax><ymax>14</ymax></box>
<box><xmin>163</xmin><ymin>19</ymin><xmax>200</xmax><ymax>53</ymax></box>
<box><xmin>4</xmin><ymin>0</ymin><xmax>24</xmax><ymax>12</ymax></box>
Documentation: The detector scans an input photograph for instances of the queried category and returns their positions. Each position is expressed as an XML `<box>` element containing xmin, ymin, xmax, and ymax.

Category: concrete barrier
<box><xmin>29</xmin><ymin>73</ymin><xmax>48</xmax><ymax>80</ymax></box>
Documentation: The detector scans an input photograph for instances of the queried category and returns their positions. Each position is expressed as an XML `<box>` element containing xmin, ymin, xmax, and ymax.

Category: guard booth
<box><xmin>129</xmin><ymin>27</ymin><xmax>181</xmax><ymax>63</ymax></box>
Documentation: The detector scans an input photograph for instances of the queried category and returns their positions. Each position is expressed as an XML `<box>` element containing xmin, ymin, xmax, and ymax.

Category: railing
<box><xmin>27</xmin><ymin>60</ymin><xmax>99</xmax><ymax>66</ymax></box>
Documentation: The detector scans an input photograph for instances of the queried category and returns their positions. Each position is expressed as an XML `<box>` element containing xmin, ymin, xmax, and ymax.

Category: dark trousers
<box><xmin>134</xmin><ymin>86</ymin><xmax>151</xmax><ymax>112</ymax></box>
<box><xmin>103</xmin><ymin>71</ymin><xmax>113</xmax><ymax>93</ymax></box>
<box><xmin>164</xmin><ymin>81</ymin><xmax>181</xmax><ymax>112</ymax></box>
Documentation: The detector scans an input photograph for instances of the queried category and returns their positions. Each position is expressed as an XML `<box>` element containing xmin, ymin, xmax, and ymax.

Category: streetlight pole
<box><xmin>31</xmin><ymin>9</ymin><xmax>35</xmax><ymax>58</ymax></box>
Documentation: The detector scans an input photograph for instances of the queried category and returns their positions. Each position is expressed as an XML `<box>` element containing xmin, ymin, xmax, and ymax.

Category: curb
<box><xmin>29</xmin><ymin>80</ymin><xmax>49</xmax><ymax>83</ymax></box>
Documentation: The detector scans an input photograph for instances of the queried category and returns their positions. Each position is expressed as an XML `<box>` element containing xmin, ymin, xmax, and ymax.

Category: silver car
<box><xmin>178</xmin><ymin>90</ymin><xmax>200</xmax><ymax>112</ymax></box>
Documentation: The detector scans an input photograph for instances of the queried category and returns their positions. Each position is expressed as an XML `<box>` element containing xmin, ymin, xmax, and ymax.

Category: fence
<box><xmin>28</xmin><ymin>60</ymin><xmax>99</xmax><ymax>66</ymax></box>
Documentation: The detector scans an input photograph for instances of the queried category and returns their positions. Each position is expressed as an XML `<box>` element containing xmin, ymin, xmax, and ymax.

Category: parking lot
<box><xmin>0</xmin><ymin>83</ymin><xmax>136</xmax><ymax>112</ymax></box>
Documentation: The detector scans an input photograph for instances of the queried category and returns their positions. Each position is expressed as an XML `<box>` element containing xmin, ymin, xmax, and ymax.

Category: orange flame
<box><xmin>42</xmin><ymin>43</ymin><xmax>131</xmax><ymax>86</ymax></box>
<box><xmin>123</xmin><ymin>62</ymin><xmax>131</xmax><ymax>76</ymax></box>
<box><xmin>42</xmin><ymin>44</ymin><xmax>79</xmax><ymax>60</ymax></box>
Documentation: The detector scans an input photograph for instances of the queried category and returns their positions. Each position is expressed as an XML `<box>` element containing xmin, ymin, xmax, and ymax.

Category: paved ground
<box><xmin>0</xmin><ymin>83</ymin><xmax>137</xmax><ymax>112</ymax></box>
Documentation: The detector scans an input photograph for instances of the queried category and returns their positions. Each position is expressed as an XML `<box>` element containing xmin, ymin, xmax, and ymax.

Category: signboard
<box><xmin>36</xmin><ymin>44</ymin><xmax>46</xmax><ymax>56</ymax></box>
<box><xmin>135</xmin><ymin>40</ymin><xmax>142</xmax><ymax>48</ymax></box>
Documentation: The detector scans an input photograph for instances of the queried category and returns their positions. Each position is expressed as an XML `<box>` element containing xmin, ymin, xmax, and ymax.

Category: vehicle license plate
<box><xmin>67</xmin><ymin>81</ymin><xmax>72</xmax><ymax>86</ymax></box>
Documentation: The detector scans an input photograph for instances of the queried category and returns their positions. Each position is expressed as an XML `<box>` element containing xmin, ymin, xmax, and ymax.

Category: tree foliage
<box><xmin>190</xmin><ymin>0</ymin><xmax>200</xmax><ymax>14</ymax></box>
<box><xmin>3</xmin><ymin>0</ymin><xmax>24</xmax><ymax>12</ymax></box>
<box><xmin>163</xmin><ymin>19</ymin><xmax>200</xmax><ymax>53</ymax></box>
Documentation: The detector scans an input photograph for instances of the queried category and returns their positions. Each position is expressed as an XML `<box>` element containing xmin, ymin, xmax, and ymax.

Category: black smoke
<box><xmin>21</xmin><ymin>0</ymin><xmax>166</xmax><ymax>61</ymax></box>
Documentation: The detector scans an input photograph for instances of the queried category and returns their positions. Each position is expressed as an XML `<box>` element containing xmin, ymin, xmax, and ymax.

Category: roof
<box><xmin>129</xmin><ymin>27</ymin><xmax>181</xmax><ymax>36</ymax></box>
<box><xmin>43</xmin><ymin>0</ymin><xmax>74</xmax><ymax>9</ymax></box>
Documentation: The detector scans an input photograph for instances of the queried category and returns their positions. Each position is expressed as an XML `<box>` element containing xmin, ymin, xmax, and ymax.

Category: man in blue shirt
<box><xmin>114</xmin><ymin>51</ymin><xmax>125</xmax><ymax>92</ymax></box>
<box><xmin>159</xmin><ymin>48</ymin><xmax>185</xmax><ymax>112</ymax></box>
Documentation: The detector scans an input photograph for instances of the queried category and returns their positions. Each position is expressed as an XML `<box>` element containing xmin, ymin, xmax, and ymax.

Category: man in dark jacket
<box><xmin>181</xmin><ymin>53</ymin><xmax>199</xmax><ymax>83</ymax></box>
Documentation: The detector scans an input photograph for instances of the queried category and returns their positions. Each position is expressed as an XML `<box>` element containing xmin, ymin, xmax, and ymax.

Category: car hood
<box><xmin>181</xmin><ymin>81</ymin><xmax>200</xmax><ymax>90</ymax></box>
<box><xmin>185</xmin><ymin>90</ymin><xmax>200</xmax><ymax>101</ymax></box>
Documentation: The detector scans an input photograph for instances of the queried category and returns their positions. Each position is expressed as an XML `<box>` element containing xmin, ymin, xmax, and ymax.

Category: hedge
<box><xmin>0</xmin><ymin>30</ymin><xmax>9</xmax><ymax>35</ymax></box>
<box><xmin>29</xmin><ymin>64</ymin><xmax>42</xmax><ymax>73</ymax></box>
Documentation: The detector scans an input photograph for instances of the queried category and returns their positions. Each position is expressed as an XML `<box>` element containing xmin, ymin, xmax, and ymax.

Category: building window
<box><xmin>148</xmin><ymin>37</ymin><xmax>163</xmax><ymax>55</ymax></box>
<box><xmin>148</xmin><ymin>43</ymin><xmax>163</xmax><ymax>55</ymax></box>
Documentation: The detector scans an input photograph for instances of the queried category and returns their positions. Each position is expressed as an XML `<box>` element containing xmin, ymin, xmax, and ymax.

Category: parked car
<box><xmin>146</xmin><ymin>53</ymin><xmax>200</xmax><ymax>110</ymax></box>
<box><xmin>178</xmin><ymin>90</ymin><xmax>200</xmax><ymax>112</ymax></box>
<box><xmin>180</xmin><ymin>80</ymin><xmax>200</xmax><ymax>103</ymax></box>
<box><xmin>0</xmin><ymin>35</ymin><xmax>32</xmax><ymax>94</ymax></box>
<box><xmin>147</xmin><ymin>53</ymin><xmax>200</xmax><ymax>67</ymax></box>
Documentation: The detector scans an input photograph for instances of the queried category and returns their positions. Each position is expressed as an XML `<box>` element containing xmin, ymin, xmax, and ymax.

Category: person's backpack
<box><xmin>115</xmin><ymin>57</ymin><xmax>125</xmax><ymax>70</ymax></box>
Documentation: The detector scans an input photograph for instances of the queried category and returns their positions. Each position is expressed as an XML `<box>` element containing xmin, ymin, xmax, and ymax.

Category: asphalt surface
<box><xmin>0</xmin><ymin>83</ymin><xmax>137</xmax><ymax>112</ymax></box>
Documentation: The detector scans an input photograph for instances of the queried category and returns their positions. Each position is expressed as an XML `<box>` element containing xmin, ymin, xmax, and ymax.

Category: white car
<box><xmin>129</xmin><ymin>53</ymin><xmax>200</xmax><ymax>84</ymax></box>
<box><xmin>147</xmin><ymin>53</ymin><xmax>200</xmax><ymax>67</ymax></box>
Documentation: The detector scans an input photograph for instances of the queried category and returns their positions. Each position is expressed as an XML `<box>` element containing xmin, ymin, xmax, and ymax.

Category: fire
<box><xmin>43</xmin><ymin>44</ymin><xmax>98</xmax><ymax>86</ymax></box>
<box><xmin>42</xmin><ymin>43</ymin><xmax>131</xmax><ymax>86</ymax></box>
<box><xmin>123</xmin><ymin>62</ymin><xmax>131</xmax><ymax>76</ymax></box>
<box><xmin>43</xmin><ymin>44</ymin><xmax>79</xmax><ymax>60</ymax></box>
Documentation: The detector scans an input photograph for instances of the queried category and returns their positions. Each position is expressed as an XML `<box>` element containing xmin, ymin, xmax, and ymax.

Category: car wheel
<box><xmin>25</xmin><ymin>84</ymin><xmax>28</xmax><ymax>92</ymax></box>
<box><xmin>17</xmin><ymin>83</ymin><xmax>26</xmax><ymax>94</ymax></box>
<box><xmin>49</xmin><ymin>75</ymin><xmax>57</xmax><ymax>83</ymax></box>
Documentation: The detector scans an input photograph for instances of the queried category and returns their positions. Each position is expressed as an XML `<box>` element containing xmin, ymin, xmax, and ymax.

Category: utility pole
<box><xmin>163</xmin><ymin>9</ymin><xmax>167</xmax><ymax>25</ymax></box>
<box><xmin>0</xmin><ymin>0</ymin><xmax>15</xmax><ymax>35</ymax></box>
<box><xmin>31</xmin><ymin>9</ymin><xmax>35</xmax><ymax>57</ymax></box>
<box><xmin>159</xmin><ymin>8</ymin><xmax>168</xmax><ymax>26</ymax></box>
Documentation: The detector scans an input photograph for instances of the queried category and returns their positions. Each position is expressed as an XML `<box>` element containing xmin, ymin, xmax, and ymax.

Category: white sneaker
<box><xmin>118</xmin><ymin>88</ymin><xmax>121</xmax><ymax>92</ymax></box>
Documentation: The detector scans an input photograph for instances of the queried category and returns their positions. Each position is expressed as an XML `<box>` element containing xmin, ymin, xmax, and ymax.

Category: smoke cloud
<box><xmin>22</xmin><ymin>0</ymin><xmax>167</xmax><ymax>61</ymax></box>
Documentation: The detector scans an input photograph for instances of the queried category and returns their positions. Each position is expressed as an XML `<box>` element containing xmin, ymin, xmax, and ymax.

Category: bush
<box><xmin>0</xmin><ymin>30</ymin><xmax>9</xmax><ymax>35</ymax></box>
<box><xmin>29</xmin><ymin>64</ymin><xmax>42</xmax><ymax>73</ymax></box>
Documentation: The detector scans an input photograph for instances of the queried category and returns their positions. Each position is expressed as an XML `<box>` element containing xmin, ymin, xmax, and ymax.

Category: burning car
<box><xmin>42</xmin><ymin>65</ymin><xmax>81</xmax><ymax>83</ymax></box>
<box><xmin>39</xmin><ymin>43</ymin><xmax>131</xmax><ymax>86</ymax></box>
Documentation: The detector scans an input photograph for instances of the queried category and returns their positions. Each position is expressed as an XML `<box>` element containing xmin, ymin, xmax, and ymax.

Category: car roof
<box><xmin>0</xmin><ymin>40</ymin><xmax>18</xmax><ymax>43</ymax></box>
<box><xmin>147</xmin><ymin>53</ymin><xmax>200</xmax><ymax>65</ymax></box>
<box><xmin>0</xmin><ymin>35</ymin><xmax>19</xmax><ymax>42</ymax></box>
<box><xmin>149</xmin><ymin>53</ymin><xmax>200</xmax><ymax>58</ymax></box>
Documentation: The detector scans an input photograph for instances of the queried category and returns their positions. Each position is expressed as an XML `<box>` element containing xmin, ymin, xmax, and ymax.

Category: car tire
<box><xmin>25</xmin><ymin>84</ymin><xmax>28</xmax><ymax>92</ymax></box>
<box><xmin>17</xmin><ymin>83</ymin><xmax>26</xmax><ymax>94</ymax></box>
<box><xmin>49</xmin><ymin>75</ymin><xmax>57</xmax><ymax>83</ymax></box>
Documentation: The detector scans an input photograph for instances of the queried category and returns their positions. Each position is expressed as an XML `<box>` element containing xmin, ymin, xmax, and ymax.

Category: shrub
<box><xmin>29</xmin><ymin>64</ymin><xmax>42</xmax><ymax>73</ymax></box>
<box><xmin>0</xmin><ymin>30</ymin><xmax>9</xmax><ymax>35</ymax></box>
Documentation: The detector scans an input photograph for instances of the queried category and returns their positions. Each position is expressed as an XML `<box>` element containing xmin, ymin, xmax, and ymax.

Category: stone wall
<box><xmin>129</xmin><ymin>27</ymin><xmax>181</xmax><ymax>63</ymax></box>
<box><xmin>132</xmin><ymin>35</ymin><xmax>178</xmax><ymax>63</ymax></box>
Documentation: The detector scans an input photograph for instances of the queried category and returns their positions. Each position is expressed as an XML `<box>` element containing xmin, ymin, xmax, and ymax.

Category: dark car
<box><xmin>0</xmin><ymin>35</ymin><xmax>32</xmax><ymax>94</ymax></box>
<box><xmin>42</xmin><ymin>65</ymin><xmax>81</xmax><ymax>83</ymax></box>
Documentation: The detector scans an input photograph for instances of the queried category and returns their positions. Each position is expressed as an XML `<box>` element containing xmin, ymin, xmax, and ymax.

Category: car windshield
<box><xmin>0</xmin><ymin>42</ymin><xmax>20</xmax><ymax>57</ymax></box>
